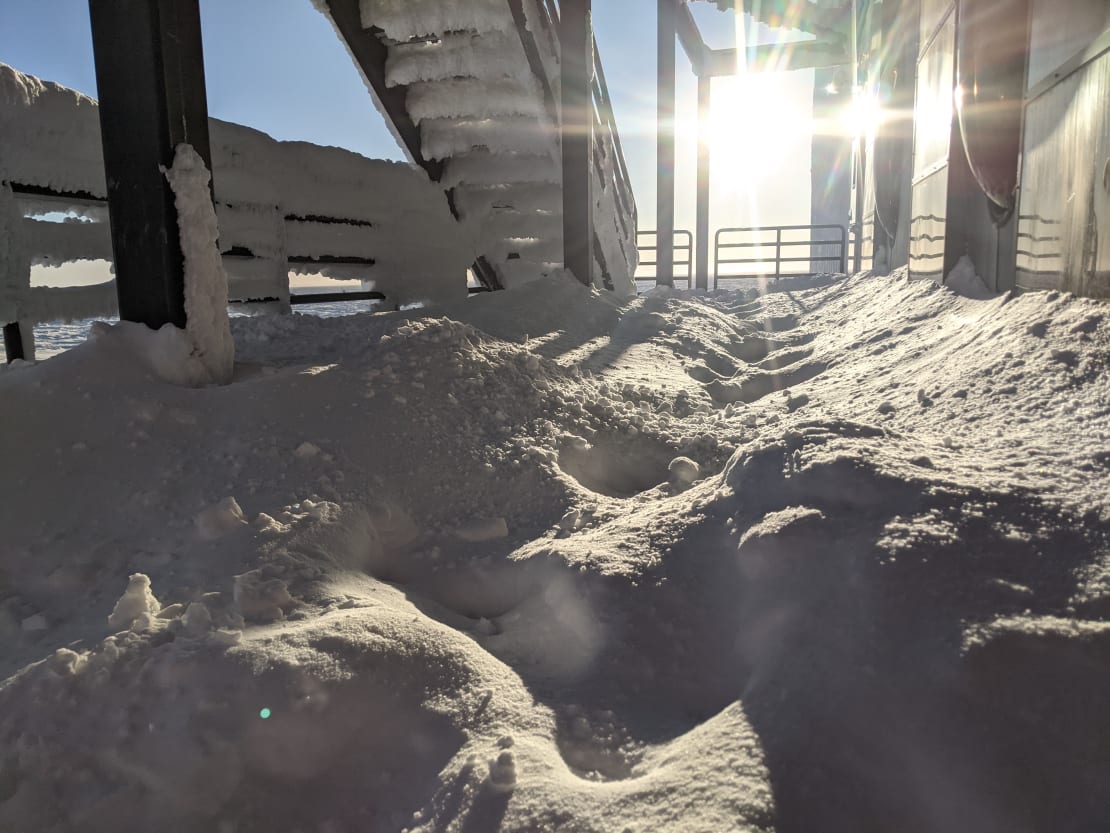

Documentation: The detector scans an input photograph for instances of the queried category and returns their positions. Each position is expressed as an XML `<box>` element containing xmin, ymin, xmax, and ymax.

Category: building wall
<box><xmin>864</xmin><ymin>0</ymin><xmax>919</xmax><ymax>275</ymax></box>
<box><xmin>1016</xmin><ymin>1</ymin><xmax>1110</xmax><ymax>297</ymax></box>
<box><xmin>1026</xmin><ymin>0</ymin><xmax>1110</xmax><ymax>89</ymax></box>
<box><xmin>944</xmin><ymin>112</ymin><xmax>1020</xmax><ymax>292</ymax></box>
<box><xmin>908</xmin><ymin>0</ymin><xmax>955</xmax><ymax>282</ymax></box>
<box><xmin>863</xmin><ymin>0</ymin><xmax>1109</xmax><ymax>298</ymax></box>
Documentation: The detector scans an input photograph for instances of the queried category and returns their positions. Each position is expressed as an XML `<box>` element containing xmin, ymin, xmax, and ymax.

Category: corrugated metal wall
<box><xmin>908</xmin><ymin>1</ymin><xmax>955</xmax><ymax>282</ymax></box>
<box><xmin>1016</xmin><ymin>0</ymin><xmax>1110</xmax><ymax>297</ymax></box>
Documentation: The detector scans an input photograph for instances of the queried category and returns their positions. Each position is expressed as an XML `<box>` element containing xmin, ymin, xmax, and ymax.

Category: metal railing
<box><xmin>636</xmin><ymin>230</ymin><xmax>693</xmax><ymax>282</ymax></box>
<box><xmin>510</xmin><ymin>0</ymin><xmax>639</xmax><ymax>285</ymax></box>
<box><xmin>714</xmin><ymin>224</ymin><xmax>847</xmax><ymax>283</ymax></box>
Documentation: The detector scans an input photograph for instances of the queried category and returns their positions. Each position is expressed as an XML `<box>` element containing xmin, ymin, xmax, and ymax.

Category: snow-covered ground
<box><xmin>1</xmin><ymin>269</ymin><xmax>1108</xmax><ymax>833</ymax></box>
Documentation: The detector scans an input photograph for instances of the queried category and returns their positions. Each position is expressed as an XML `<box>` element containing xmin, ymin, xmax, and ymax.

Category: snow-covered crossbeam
<box><xmin>0</xmin><ymin>62</ymin><xmax>476</xmax><ymax>327</ymax></box>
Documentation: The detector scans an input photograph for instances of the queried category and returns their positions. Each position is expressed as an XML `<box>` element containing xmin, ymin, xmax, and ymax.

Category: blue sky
<box><xmin>1</xmin><ymin>0</ymin><xmax>814</xmax><ymax>280</ymax></box>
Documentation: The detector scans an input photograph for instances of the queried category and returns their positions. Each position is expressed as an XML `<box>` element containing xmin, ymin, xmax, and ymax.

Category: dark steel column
<box><xmin>695</xmin><ymin>74</ymin><xmax>711</xmax><ymax>290</ymax></box>
<box><xmin>561</xmin><ymin>0</ymin><xmax>594</xmax><ymax>287</ymax></box>
<box><xmin>3</xmin><ymin>322</ymin><xmax>25</xmax><ymax>363</ymax></box>
<box><xmin>656</xmin><ymin>0</ymin><xmax>676</xmax><ymax>287</ymax></box>
<box><xmin>88</xmin><ymin>0</ymin><xmax>214</xmax><ymax>329</ymax></box>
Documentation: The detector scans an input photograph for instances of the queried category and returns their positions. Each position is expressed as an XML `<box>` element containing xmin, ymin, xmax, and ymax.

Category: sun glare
<box><xmin>707</xmin><ymin>73</ymin><xmax>809</xmax><ymax>188</ymax></box>
<box><xmin>841</xmin><ymin>87</ymin><xmax>884</xmax><ymax>143</ymax></box>
<box><xmin>687</xmin><ymin>8</ymin><xmax>814</xmax><ymax>195</ymax></box>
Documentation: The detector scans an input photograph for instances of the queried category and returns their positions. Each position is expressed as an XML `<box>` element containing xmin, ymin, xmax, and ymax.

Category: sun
<box><xmin>706</xmin><ymin>72</ymin><xmax>811</xmax><ymax>190</ymax></box>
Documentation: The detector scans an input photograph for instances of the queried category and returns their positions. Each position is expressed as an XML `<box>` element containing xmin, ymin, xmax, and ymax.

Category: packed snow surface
<box><xmin>1</xmin><ymin>270</ymin><xmax>1109</xmax><ymax>833</ymax></box>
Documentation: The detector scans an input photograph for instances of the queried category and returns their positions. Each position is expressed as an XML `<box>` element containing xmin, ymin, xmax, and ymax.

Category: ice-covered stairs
<box><xmin>370</xmin><ymin>0</ymin><xmax>564</xmax><ymax>290</ymax></box>
<box><xmin>317</xmin><ymin>0</ymin><xmax>636</xmax><ymax>295</ymax></box>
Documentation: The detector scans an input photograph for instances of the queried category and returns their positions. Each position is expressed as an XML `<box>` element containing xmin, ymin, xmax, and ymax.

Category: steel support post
<box><xmin>852</xmin><ymin>140</ymin><xmax>866</xmax><ymax>273</ymax></box>
<box><xmin>656</xmin><ymin>0</ymin><xmax>676</xmax><ymax>287</ymax></box>
<box><xmin>3</xmin><ymin>322</ymin><xmax>25</xmax><ymax>363</ymax></box>
<box><xmin>88</xmin><ymin>0</ymin><xmax>214</xmax><ymax>330</ymax></box>
<box><xmin>560</xmin><ymin>0</ymin><xmax>594</xmax><ymax>288</ymax></box>
<box><xmin>695</xmin><ymin>74</ymin><xmax>711</xmax><ymax>290</ymax></box>
<box><xmin>849</xmin><ymin>0</ymin><xmax>864</xmax><ymax>274</ymax></box>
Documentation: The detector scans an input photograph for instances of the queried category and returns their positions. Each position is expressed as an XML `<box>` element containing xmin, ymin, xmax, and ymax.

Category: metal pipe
<box><xmin>695</xmin><ymin>74</ymin><xmax>711</xmax><ymax>290</ymax></box>
<box><xmin>561</xmin><ymin>0</ymin><xmax>594</xmax><ymax>287</ymax></box>
<box><xmin>656</xmin><ymin>0</ymin><xmax>676</xmax><ymax>287</ymax></box>
<box><xmin>850</xmin><ymin>0</ymin><xmax>864</xmax><ymax>273</ymax></box>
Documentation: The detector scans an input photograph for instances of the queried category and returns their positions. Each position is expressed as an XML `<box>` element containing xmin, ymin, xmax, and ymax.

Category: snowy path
<box><xmin>1</xmin><ymin>271</ymin><xmax>1108</xmax><ymax>832</ymax></box>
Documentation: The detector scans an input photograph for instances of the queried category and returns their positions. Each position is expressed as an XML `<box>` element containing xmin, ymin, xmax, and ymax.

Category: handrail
<box><xmin>591</xmin><ymin>40</ymin><xmax>637</xmax><ymax>228</ymax></box>
<box><xmin>509</xmin><ymin>0</ymin><xmax>638</xmax><ymax>282</ymax></box>
<box><xmin>714</xmin><ymin>224</ymin><xmax>848</xmax><ymax>284</ymax></box>
<box><xmin>506</xmin><ymin>0</ymin><xmax>559</xmax><ymax>127</ymax></box>
<box><xmin>636</xmin><ymin>229</ymin><xmax>693</xmax><ymax>279</ymax></box>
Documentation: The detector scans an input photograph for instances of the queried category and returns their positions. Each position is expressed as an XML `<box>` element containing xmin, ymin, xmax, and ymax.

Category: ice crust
<box><xmin>163</xmin><ymin>143</ymin><xmax>235</xmax><ymax>386</ymax></box>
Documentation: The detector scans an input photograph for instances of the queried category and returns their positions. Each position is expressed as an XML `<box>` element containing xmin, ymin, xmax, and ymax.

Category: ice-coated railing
<box><xmin>510</xmin><ymin>0</ymin><xmax>639</xmax><ymax>290</ymax></box>
<box><xmin>0</xmin><ymin>63</ymin><xmax>477</xmax><ymax>358</ymax></box>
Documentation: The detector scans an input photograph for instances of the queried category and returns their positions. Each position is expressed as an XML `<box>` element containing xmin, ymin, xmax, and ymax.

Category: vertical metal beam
<box><xmin>852</xmin><ymin>141</ymin><xmax>866</xmax><ymax>273</ymax></box>
<box><xmin>3</xmin><ymin>322</ymin><xmax>25</xmax><ymax>363</ymax></box>
<box><xmin>695</xmin><ymin>74</ymin><xmax>711</xmax><ymax>290</ymax></box>
<box><xmin>561</xmin><ymin>0</ymin><xmax>594</xmax><ymax>288</ymax></box>
<box><xmin>849</xmin><ymin>0</ymin><xmax>864</xmax><ymax>273</ymax></box>
<box><xmin>88</xmin><ymin>0</ymin><xmax>213</xmax><ymax>330</ymax></box>
<box><xmin>656</xmin><ymin>0</ymin><xmax>676</xmax><ymax>287</ymax></box>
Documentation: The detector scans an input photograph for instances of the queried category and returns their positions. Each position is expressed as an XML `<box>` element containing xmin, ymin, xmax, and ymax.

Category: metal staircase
<box><xmin>316</xmin><ymin>0</ymin><xmax>638</xmax><ymax>296</ymax></box>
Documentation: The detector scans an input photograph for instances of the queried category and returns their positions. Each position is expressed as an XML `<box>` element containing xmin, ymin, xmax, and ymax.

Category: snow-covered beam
<box><xmin>88</xmin><ymin>0</ymin><xmax>213</xmax><ymax>330</ymax></box>
<box><xmin>701</xmin><ymin>40</ymin><xmax>851</xmax><ymax>76</ymax></box>
<box><xmin>693</xmin><ymin>0</ymin><xmax>851</xmax><ymax>39</ymax></box>
<box><xmin>675</xmin><ymin>0</ymin><xmax>709</xmax><ymax>75</ymax></box>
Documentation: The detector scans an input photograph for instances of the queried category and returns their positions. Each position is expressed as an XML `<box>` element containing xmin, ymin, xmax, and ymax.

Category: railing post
<box><xmin>713</xmin><ymin>229</ymin><xmax>720</xmax><ymax>285</ymax></box>
<box><xmin>775</xmin><ymin>228</ymin><xmax>782</xmax><ymax>278</ymax></box>
<box><xmin>656</xmin><ymin>0</ymin><xmax>676</xmax><ymax>287</ymax></box>
<box><xmin>88</xmin><ymin>0</ymin><xmax>214</xmax><ymax>330</ymax></box>
<box><xmin>695</xmin><ymin>74</ymin><xmax>711</xmax><ymax>291</ymax></box>
<box><xmin>561</xmin><ymin>0</ymin><xmax>594</xmax><ymax>288</ymax></box>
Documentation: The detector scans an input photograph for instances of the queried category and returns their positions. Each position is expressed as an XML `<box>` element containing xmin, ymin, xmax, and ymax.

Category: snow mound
<box><xmin>2</xmin><ymin>270</ymin><xmax>1109</xmax><ymax>832</ymax></box>
<box><xmin>945</xmin><ymin>254</ymin><xmax>997</xmax><ymax>299</ymax></box>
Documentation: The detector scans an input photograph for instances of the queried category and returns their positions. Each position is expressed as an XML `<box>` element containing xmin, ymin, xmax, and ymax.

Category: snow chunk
<box><xmin>162</xmin><ymin>143</ymin><xmax>234</xmax><ymax>384</ymax></box>
<box><xmin>107</xmin><ymin>573</ymin><xmax>160</xmax><ymax>631</ymax></box>
<box><xmin>488</xmin><ymin>749</ymin><xmax>517</xmax><ymax>792</ymax></box>
<box><xmin>180</xmin><ymin>601</ymin><xmax>213</xmax><ymax>636</ymax></box>
<box><xmin>234</xmin><ymin>569</ymin><xmax>294</xmax><ymax>622</ymax></box>
<box><xmin>667</xmin><ymin>456</ymin><xmax>701</xmax><ymax>490</ymax></box>
<box><xmin>294</xmin><ymin>441</ymin><xmax>322</xmax><ymax>459</ymax></box>
<box><xmin>559</xmin><ymin>509</ymin><xmax>582</xmax><ymax>532</ymax></box>
<box><xmin>194</xmin><ymin>496</ymin><xmax>249</xmax><ymax>540</ymax></box>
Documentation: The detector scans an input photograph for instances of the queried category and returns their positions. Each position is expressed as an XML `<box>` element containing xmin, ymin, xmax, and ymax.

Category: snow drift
<box><xmin>1</xmin><ymin>270</ymin><xmax>1108</xmax><ymax>833</ymax></box>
